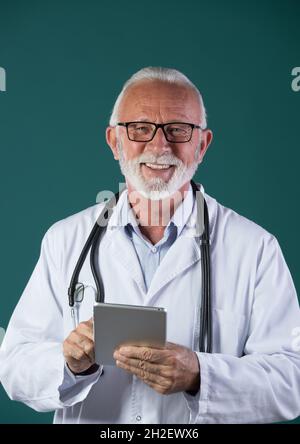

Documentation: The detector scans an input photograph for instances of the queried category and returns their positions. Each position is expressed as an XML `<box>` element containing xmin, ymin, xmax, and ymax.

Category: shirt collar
<box><xmin>112</xmin><ymin>183</ymin><xmax>194</xmax><ymax>240</ymax></box>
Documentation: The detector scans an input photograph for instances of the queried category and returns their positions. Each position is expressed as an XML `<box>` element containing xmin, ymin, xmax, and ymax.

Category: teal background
<box><xmin>0</xmin><ymin>0</ymin><xmax>299</xmax><ymax>424</ymax></box>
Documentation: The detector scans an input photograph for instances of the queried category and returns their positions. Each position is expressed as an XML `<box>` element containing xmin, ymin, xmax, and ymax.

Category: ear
<box><xmin>196</xmin><ymin>129</ymin><xmax>213</xmax><ymax>164</ymax></box>
<box><xmin>106</xmin><ymin>126</ymin><xmax>119</xmax><ymax>160</ymax></box>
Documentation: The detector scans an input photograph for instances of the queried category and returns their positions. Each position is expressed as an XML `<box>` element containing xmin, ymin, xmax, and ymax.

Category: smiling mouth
<box><xmin>141</xmin><ymin>163</ymin><xmax>175</xmax><ymax>170</ymax></box>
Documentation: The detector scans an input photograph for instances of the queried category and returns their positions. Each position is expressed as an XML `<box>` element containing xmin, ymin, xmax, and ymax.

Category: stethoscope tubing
<box><xmin>68</xmin><ymin>181</ymin><xmax>212</xmax><ymax>353</ymax></box>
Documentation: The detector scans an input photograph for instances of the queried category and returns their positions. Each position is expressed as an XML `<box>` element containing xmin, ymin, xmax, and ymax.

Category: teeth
<box><xmin>145</xmin><ymin>163</ymin><xmax>171</xmax><ymax>170</ymax></box>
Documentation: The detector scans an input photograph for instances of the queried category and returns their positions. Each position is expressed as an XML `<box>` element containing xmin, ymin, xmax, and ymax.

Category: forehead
<box><xmin>118</xmin><ymin>80</ymin><xmax>201</xmax><ymax>122</ymax></box>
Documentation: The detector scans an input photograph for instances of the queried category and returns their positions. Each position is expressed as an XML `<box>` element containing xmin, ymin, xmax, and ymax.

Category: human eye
<box><xmin>167</xmin><ymin>124</ymin><xmax>188</xmax><ymax>136</ymax></box>
<box><xmin>131</xmin><ymin>123</ymin><xmax>152</xmax><ymax>134</ymax></box>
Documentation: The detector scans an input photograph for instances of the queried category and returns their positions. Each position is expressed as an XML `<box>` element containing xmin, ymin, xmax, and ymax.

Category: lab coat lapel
<box><xmin>146</xmin><ymin>235</ymin><xmax>201</xmax><ymax>305</ymax></box>
<box><xmin>103</xmin><ymin>189</ymin><xmax>147</xmax><ymax>295</ymax></box>
<box><xmin>146</xmin><ymin>185</ymin><xmax>203</xmax><ymax>304</ymax></box>
<box><xmin>103</xmin><ymin>183</ymin><xmax>211</xmax><ymax>303</ymax></box>
<box><xmin>106</xmin><ymin>228</ymin><xmax>147</xmax><ymax>295</ymax></box>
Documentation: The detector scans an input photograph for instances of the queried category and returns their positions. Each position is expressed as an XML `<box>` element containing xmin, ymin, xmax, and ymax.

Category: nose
<box><xmin>145</xmin><ymin>126</ymin><xmax>171</xmax><ymax>154</ymax></box>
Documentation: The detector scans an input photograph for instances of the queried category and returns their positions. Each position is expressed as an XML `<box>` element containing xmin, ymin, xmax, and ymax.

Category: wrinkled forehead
<box><xmin>118</xmin><ymin>80</ymin><xmax>202</xmax><ymax>122</ymax></box>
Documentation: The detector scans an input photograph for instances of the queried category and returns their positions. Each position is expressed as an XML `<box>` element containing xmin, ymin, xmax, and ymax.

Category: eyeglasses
<box><xmin>117</xmin><ymin>121</ymin><xmax>205</xmax><ymax>143</ymax></box>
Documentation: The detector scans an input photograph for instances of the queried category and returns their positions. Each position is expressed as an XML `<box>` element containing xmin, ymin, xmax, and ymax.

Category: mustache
<box><xmin>116</xmin><ymin>140</ymin><xmax>182</xmax><ymax>167</ymax></box>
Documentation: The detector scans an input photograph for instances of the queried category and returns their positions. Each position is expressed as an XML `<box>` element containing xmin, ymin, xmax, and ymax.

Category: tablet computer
<box><xmin>93</xmin><ymin>302</ymin><xmax>166</xmax><ymax>366</ymax></box>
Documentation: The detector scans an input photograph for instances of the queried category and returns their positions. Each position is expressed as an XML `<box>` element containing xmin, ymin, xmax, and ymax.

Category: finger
<box><xmin>164</xmin><ymin>341</ymin><xmax>179</xmax><ymax>349</ymax></box>
<box><xmin>64</xmin><ymin>340</ymin><xmax>92</xmax><ymax>363</ymax></box>
<box><xmin>142</xmin><ymin>378</ymin><xmax>172</xmax><ymax>395</ymax></box>
<box><xmin>117</xmin><ymin>345</ymin><xmax>169</xmax><ymax>363</ymax></box>
<box><xmin>116</xmin><ymin>359</ymin><xmax>171</xmax><ymax>388</ymax></box>
<box><xmin>79</xmin><ymin>338</ymin><xmax>95</xmax><ymax>362</ymax></box>
<box><xmin>75</xmin><ymin>338</ymin><xmax>94</xmax><ymax>362</ymax></box>
<box><xmin>114</xmin><ymin>352</ymin><xmax>170</xmax><ymax>376</ymax></box>
<box><xmin>76</xmin><ymin>322</ymin><xmax>94</xmax><ymax>341</ymax></box>
<box><xmin>65</xmin><ymin>335</ymin><xmax>95</xmax><ymax>363</ymax></box>
<box><xmin>66</xmin><ymin>330</ymin><xmax>95</xmax><ymax>362</ymax></box>
<box><xmin>70</xmin><ymin>328</ymin><xmax>94</xmax><ymax>346</ymax></box>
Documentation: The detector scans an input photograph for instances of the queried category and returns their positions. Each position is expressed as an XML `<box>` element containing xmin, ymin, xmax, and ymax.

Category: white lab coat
<box><xmin>0</xmin><ymin>184</ymin><xmax>300</xmax><ymax>424</ymax></box>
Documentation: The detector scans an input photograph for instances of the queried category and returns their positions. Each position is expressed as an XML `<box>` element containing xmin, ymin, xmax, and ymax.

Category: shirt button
<box><xmin>136</xmin><ymin>415</ymin><xmax>141</xmax><ymax>421</ymax></box>
<box><xmin>152</xmin><ymin>247</ymin><xmax>157</xmax><ymax>253</ymax></box>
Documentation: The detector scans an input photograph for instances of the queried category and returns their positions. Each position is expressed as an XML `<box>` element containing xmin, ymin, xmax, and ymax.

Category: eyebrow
<box><xmin>132</xmin><ymin>116</ymin><xmax>192</xmax><ymax>122</ymax></box>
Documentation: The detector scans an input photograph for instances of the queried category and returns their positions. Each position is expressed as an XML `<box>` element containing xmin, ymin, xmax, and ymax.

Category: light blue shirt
<box><xmin>122</xmin><ymin>184</ymin><xmax>195</xmax><ymax>292</ymax></box>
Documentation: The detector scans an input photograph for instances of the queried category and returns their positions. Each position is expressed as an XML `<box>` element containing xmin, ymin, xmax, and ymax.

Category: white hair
<box><xmin>109</xmin><ymin>66</ymin><xmax>207</xmax><ymax>128</ymax></box>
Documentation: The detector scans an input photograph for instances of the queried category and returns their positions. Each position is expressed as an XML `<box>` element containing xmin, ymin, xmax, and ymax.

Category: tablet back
<box><xmin>93</xmin><ymin>302</ymin><xmax>166</xmax><ymax>365</ymax></box>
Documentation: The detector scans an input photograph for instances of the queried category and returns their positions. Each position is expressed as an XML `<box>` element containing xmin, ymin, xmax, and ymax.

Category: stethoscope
<box><xmin>68</xmin><ymin>179</ymin><xmax>212</xmax><ymax>353</ymax></box>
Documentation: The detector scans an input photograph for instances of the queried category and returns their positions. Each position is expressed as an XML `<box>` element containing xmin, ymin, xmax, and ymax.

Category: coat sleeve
<box><xmin>0</xmin><ymin>225</ymin><xmax>101</xmax><ymax>412</ymax></box>
<box><xmin>184</xmin><ymin>235</ymin><xmax>300</xmax><ymax>423</ymax></box>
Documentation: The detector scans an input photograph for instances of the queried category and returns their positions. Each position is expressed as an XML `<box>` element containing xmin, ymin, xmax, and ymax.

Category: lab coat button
<box><xmin>136</xmin><ymin>415</ymin><xmax>141</xmax><ymax>421</ymax></box>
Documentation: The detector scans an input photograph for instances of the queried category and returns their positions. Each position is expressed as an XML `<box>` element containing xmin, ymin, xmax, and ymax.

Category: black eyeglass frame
<box><xmin>117</xmin><ymin>121</ymin><xmax>206</xmax><ymax>143</ymax></box>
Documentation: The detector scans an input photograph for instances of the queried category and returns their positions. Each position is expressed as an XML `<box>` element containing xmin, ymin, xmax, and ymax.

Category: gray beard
<box><xmin>116</xmin><ymin>140</ymin><xmax>200</xmax><ymax>200</ymax></box>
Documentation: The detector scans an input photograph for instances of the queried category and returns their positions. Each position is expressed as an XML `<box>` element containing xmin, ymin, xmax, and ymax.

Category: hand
<box><xmin>113</xmin><ymin>342</ymin><xmax>200</xmax><ymax>395</ymax></box>
<box><xmin>63</xmin><ymin>318</ymin><xmax>96</xmax><ymax>374</ymax></box>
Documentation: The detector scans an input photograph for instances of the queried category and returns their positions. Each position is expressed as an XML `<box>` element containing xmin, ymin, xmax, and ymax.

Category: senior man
<box><xmin>1</xmin><ymin>67</ymin><xmax>300</xmax><ymax>424</ymax></box>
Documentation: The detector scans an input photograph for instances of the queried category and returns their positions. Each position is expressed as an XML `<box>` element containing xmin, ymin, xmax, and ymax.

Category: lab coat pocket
<box><xmin>211</xmin><ymin>307</ymin><xmax>247</xmax><ymax>356</ymax></box>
